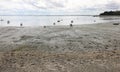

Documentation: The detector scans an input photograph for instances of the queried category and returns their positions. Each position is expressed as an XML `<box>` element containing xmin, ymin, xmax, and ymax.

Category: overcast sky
<box><xmin>0</xmin><ymin>0</ymin><xmax>120</xmax><ymax>15</ymax></box>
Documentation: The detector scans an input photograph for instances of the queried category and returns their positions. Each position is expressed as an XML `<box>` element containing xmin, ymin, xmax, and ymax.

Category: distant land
<box><xmin>100</xmin><ymin>11</ymin><xmax>120</xmax><ymax>16</ymax></box>
<box><xmin>0</xmin><ymin>15</ymin><xmax>94</xmax><ymax>16</ymax></box>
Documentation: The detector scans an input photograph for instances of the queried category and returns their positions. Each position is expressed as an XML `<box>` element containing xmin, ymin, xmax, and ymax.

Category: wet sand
<box><xmin>0</xmin><ymin>23</ymin><xmax>120</xmax><ymax>72</ymax></box>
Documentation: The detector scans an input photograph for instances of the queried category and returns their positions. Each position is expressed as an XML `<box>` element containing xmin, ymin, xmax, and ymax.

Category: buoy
<box><xmin>57</xmin><ymin>20</ymin><xmax>60</xmax><ymax>22</ymax></box>
<box><xmin>71</xmin><ymin>20</ymin><xmax>74</xmax><ymax>23</ymax></box>
<box><xmin>0</xmin><ymin>19</ymin><xmax>4</xmax><ymax>21</ymax></box>
<box><xmin>94</xmin><ymin>20</ymin><xmax>96</xmax><ymax>22</ymax></box>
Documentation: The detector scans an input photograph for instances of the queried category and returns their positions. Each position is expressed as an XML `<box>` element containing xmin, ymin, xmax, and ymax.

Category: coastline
<box><xmin>0</xmin><ymin>23</ymin><xmax>120</xmax><ymax>72</ymax></box>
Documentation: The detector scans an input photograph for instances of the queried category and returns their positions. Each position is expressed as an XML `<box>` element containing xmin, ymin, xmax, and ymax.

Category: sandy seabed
<box><xmin>0</xmin><ymin>23</ymin><xmax>120</xmax><ymax>72</ymax></box>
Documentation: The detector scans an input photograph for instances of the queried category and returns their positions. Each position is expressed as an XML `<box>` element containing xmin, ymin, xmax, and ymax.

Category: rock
<box><xmin>113</xmin><ymin>23</ymin><xmax>119</xmax><ymax>25</ymax></box>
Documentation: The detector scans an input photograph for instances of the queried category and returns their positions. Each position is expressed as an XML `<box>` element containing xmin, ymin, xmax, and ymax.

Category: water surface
<box><xmin>0</xmin><ymin>15</ymin><xmax>120</xmax><ymax>26</ymax></box>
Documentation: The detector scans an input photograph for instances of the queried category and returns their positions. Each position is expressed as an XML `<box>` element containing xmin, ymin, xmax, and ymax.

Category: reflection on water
<box><xmin>0</xmin><ymin>16</ymin><xmax>120</xmax><ymax>26</ymax></box>
<box><xmin>99</xmin><ymin>16</ymin><xmax>120</xmax><ymax>20</ymax></box>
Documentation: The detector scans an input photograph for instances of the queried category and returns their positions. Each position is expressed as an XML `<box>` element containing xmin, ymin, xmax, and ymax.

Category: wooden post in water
<box><xmin>70</xmin><ymin>20</ymin><xmax>74</xmax><ymax>27</ymax></box>
<box><xmin>20</xmin><ymin>23</ymin><xmax>23</xmax><ymax>27</ymax></box>
<box><xmin>53</xmin><ymin>23</ymin><xmax>56</xmax><ymax>25</ymax></box>
<box><xmin>44</xmin><ymin>26</ymin><xmax>46</xmax><ymax>28</ymax></box>
<box><xmin>0</xmin><ymin>19</ymin><xmax>4</xmax><ymax>25</ymax></box>
<box><xmin>7</xmin><ymin>20</ymin><xmax>10</xmax><ymax>24</ymax></box>
<box><xmin>70</xmin><ymin>24</ymin><xmax>73</xmax><ymax>27</ymax></box>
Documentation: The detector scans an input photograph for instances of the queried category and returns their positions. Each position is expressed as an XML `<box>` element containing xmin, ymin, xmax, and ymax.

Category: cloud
<box><xmin>0</xmin><ymin>0</ymin><xmax>37</xmax><ymax>10</ymax></box>
<box><xmin>24</xmin><ymin>0</ymin><xmax>67</xmax><ymax>10</ymax></box>
<box><xmin>105</xmin><ymin>1</ymin><xmax>120</xmax><ymax>10</ymax></box>
<box><xmin>0</xmin><ymin>0</ymin><xmax>120</xmax><ymax>15</ymax></box>
<box><xmin>45</xmin><ymin>0</ymin><xmax>66</xmax><ymax>8</ymax></box>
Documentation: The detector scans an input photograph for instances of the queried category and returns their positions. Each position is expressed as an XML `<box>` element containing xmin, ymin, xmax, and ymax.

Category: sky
<box><xmin>0</xmin><ymin>0</ymin><xmax>120</xmax><ymax>15</ymax></box>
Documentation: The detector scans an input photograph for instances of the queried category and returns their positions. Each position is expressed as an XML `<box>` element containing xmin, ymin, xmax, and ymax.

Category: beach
<box><xmin>0</xmin><ymin>23</ymin><xmax>120</xmax><ymax>72</ymax></box>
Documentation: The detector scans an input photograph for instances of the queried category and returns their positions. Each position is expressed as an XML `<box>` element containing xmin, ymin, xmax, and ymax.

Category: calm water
<box><xmin>0</xmin><ymin>16</ymin><xmax>120</xmax><ymax>26</ymax></box>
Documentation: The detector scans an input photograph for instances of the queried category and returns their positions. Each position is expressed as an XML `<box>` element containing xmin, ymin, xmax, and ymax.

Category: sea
<box><xmin>0</xmin><ymin>15</ymin><xmax>120</xmax><ymax>26</ymax></box>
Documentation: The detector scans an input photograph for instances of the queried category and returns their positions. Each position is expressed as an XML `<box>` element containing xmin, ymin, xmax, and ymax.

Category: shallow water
<box><xmin>0</xmin><ymin>15</ymin><xmax>120</xmax><ymax>26</ymax></box>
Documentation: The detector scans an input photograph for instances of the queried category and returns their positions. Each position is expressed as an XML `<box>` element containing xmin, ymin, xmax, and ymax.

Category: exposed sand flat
<box><xmin>0</xmin><ymin>23</ymin><xmax>120</xmax><ymax>72</ymax></box>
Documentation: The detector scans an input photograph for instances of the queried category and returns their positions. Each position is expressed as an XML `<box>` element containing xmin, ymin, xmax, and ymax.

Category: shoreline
<box><xmin>0</xmin><ymin>22</ymin><xmax>119</xmax><ymax>52</ymax></box>
<box><xmin>0</xmin><ymin>21</ymin><xmax>116</xmax><ymax>27</ymax></box>
<box><xmin>0</xmin><ymin>23</ymin><xmax>120</xmax><ymax>72</ymax></box>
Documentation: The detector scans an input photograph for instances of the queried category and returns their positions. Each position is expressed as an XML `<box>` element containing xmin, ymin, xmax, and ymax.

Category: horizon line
<box><xmin>0</xmin><ymin>15</ymin><xmax>98</xmax><ymax>16</ymax></box>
